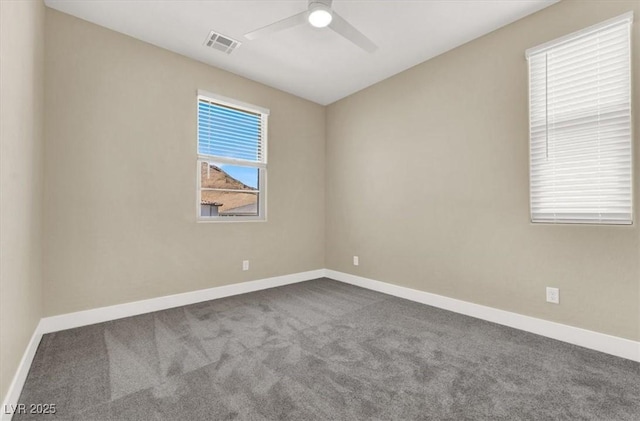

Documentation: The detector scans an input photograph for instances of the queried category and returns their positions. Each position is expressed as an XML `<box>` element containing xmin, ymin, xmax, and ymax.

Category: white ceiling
<box><xmin>45</xmin><ymin>0</ymin><xmax>557</xmax><ymax>105</ymax></box>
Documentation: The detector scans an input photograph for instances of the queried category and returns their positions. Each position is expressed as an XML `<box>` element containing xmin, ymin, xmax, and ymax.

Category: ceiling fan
<box><xmin>245</xmin><ymin>0</ymin><xmax>377</xmax><ymax>53</ymax></box>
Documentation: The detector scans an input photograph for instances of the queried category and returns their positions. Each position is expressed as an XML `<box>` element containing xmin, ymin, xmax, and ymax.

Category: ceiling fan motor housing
<box><xmin>308</xmin><ymin>0</ymin><xmax>333</xmax><ymax>9</ymax></box>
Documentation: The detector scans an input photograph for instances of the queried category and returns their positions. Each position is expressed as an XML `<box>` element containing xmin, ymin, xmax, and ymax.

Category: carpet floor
<box><xmin>15</xmin><ymin>278</ymin><xmax>640</xmax><ymax>420</ymax></box>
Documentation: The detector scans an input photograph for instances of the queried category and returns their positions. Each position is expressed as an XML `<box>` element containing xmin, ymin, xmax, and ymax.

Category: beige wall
<box><xmin>43</xmin><ymin>9</ymin><xmax>325</xmax><ymax>316</ymax></box>
<box><xmin>326</xmin><ymin>0</ymin><xmax>640</xmax><ymax>341</ymax></box>
<box><xmin>0</xmin><ymin>0</ymin><xmax>45</xmax><ymax>400</ymax></box>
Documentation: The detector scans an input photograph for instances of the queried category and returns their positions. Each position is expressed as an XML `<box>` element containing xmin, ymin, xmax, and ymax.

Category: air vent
<box><xmin>204</xmin><ymin>31</ymin><xmax>240</xmax><ymax>54</ymax></box>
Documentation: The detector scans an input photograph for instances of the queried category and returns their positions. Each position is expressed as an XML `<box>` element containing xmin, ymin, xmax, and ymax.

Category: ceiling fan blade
<box><xmin>245</xmin><ymin>11</ymin><xmax>308</xmax><ymax>40</ymax></box>
<box><xmin>328</xmin><ymin>11</ymin><xmax>377</xmax><ymax>53</ymax></box>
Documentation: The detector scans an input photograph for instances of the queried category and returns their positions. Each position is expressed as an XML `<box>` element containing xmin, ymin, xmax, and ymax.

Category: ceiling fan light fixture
<box><xmin>308</xmin><ymin>3</ymin><xmax>333</xmax><ymax>28</ymax></box>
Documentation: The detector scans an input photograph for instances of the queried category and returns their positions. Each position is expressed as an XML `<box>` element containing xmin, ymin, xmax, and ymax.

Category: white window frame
<box><xmin>526</xmin><ymin>12</ymin><xmax>634</xmax><ymax>225</ymax></box>
<box><xmin>196</xmin><ymin>90</ymin><xmax>269</xmax><ymax>222</ymax></box>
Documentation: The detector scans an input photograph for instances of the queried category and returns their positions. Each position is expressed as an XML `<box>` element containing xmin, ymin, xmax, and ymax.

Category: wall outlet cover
<box><xmin>546</xmin><ymin>287</ymin><xmax>559</xmax><ymax>304</ymax></box>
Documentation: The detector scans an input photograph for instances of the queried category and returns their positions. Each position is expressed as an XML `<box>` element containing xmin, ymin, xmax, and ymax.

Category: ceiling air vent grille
<box><xmin>204</xmin><ymin>31</ymin><xmax>240</xmax><ymax>54</ymax></box>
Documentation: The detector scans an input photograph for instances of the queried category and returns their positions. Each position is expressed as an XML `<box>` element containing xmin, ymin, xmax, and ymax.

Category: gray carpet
<box><xmin>15</xmin><ymin>278</ymin><xmax>640</xmax><ymax>420</ymax></box>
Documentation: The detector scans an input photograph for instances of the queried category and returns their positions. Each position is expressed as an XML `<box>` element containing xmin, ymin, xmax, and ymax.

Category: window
<box><xmin>526</xmin><ymin>13</ymin><xmax>633</xmax><ymax>225</ymax></box>
<box><xmin>197</xmin><ymin>91</ymin><xmax>268</xmax><ymax>221</ymax></box>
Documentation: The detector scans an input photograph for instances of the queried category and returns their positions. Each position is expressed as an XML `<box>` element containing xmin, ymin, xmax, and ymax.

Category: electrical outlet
<box><xmin>353</xmin><ymin>256</ymin><xmax>359</xmax><ymax>266</ymax></box>
<box><xmin>546</xmin><ymin>287</ymin><xmax>559</xmax><ymax>304</ymax></box>
<box><xmin>242</xmin><ymin>260</ymin><xmax>249</xmax><ymax>271</ymax></box>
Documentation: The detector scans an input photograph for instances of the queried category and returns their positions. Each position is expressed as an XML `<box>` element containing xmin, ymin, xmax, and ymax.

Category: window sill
<box><xmin>197</xmin><ymin>217</ymin><xmax>267</xmax><ymax>223</ymax></box>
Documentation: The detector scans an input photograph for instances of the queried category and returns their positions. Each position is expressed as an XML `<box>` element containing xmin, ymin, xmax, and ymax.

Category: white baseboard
<box><xmin>39</xmin><ymin>269</ymin><xmax>326</xmax><ymax>334</ymax></box>
<box><xmin>1</xmin><ymin>323</ymin><xmax>44</xmax><ymax>421</ymax></box>
<box><xmin>3</xmin><ymin>267</ymin><xmax>638</xmax><ymax>420</ymax></box>
<box><xmin>326</xmin><ymin>269</ymin><xmax>640</xmax><ymax>362</ymax></box>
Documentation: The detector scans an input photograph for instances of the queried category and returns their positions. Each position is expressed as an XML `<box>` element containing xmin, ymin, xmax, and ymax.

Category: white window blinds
<box><xmin>526</xmin><ymin>13</ymin><xmax>633</xmax><ymax>225</ymax></box>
